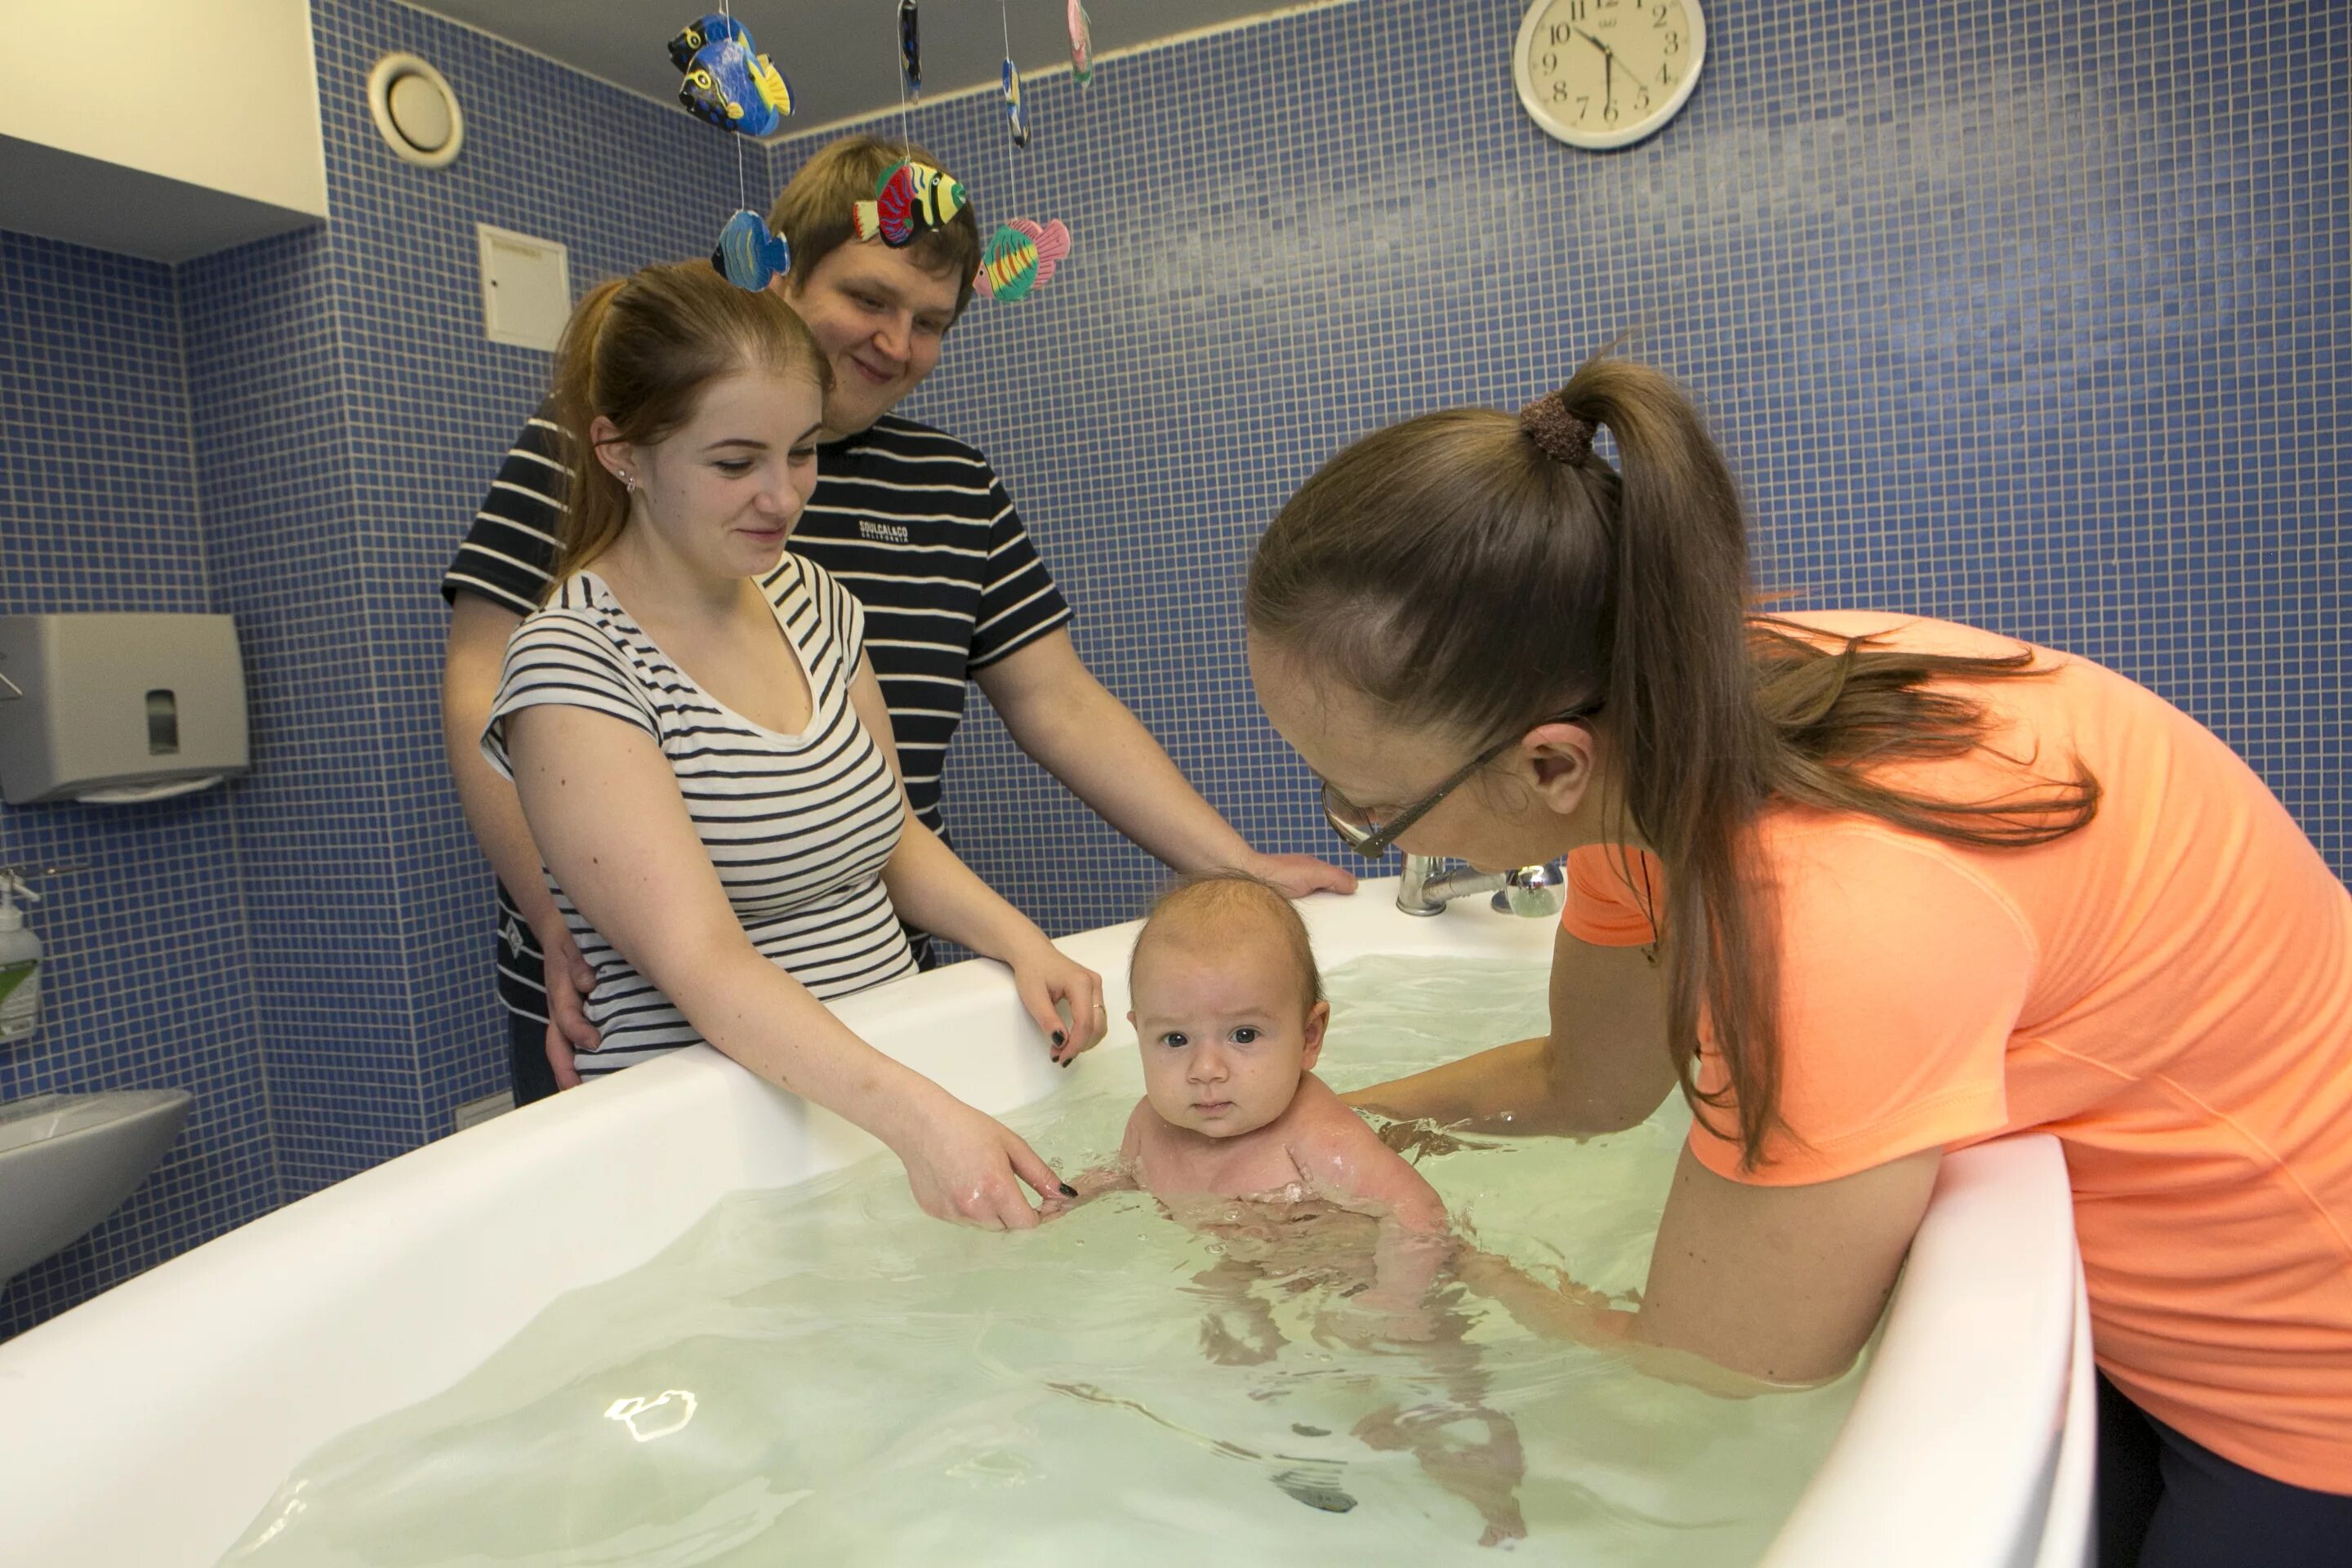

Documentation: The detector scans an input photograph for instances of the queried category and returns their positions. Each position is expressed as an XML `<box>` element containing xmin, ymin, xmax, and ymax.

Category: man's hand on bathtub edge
<box><xmin>538</xmin><ymin>913</ymin><xmax>599</xmax><ymax>1090</ymax></box>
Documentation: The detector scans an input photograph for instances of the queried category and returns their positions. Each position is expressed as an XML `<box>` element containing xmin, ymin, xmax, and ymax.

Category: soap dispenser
<box><xmin>0</xmin><ymin>873</ymin><xmax>41</xmax><ymax>1043</ymax></box>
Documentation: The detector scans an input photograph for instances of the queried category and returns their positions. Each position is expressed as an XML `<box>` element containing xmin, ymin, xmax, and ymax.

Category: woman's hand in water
<box><xmin>1004</xmin><ymin>935</ymin><xmax>1107</xmax><ymax>1066</ymax></box>
<box><xmin>889</xmin><ymin>1089</ymin><xmax>1074</xmax><ymax>1230</ymax></box>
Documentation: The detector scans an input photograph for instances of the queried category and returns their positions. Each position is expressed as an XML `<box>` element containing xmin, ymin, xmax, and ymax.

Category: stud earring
<box><xmin>618</xmin><ymin>471</ymin><xmax>637</xmax><ymax>493</ymax></box>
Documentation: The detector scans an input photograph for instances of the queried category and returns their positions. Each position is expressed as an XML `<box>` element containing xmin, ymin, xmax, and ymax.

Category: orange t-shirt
<box><xmin>1562</xmin><ymin>612</ymin><xmax>2352</xmax><ymax>1493</ymax></box>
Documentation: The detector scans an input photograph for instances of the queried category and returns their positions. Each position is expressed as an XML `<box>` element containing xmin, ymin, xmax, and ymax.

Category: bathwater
<box><xmin>224</xmin><ymin>956</ymin><xmax>1863</xmax><ymax>1566</ymax></box>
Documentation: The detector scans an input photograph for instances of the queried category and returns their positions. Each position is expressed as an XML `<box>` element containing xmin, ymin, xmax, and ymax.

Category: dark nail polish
<box><xmin>1059</xmin><ymin>1183</ymin><xmax>1078</xmax><ymax>1197</ymax></box>
<box><xmin>1052</xmin><ymin>1030</ymin><xmax>1064</xmax><ymax>1045</ymax></box>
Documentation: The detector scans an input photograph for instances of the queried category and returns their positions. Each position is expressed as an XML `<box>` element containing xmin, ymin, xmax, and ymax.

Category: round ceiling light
<box><xmin>368</xmin><ymin>53</ymin><xmax>464</xmax><ymax>169</ymax></box>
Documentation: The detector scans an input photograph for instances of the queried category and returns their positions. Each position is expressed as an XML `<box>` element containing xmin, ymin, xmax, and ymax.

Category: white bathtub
<box><xmin>0</xmin><ymin>881</ymin><xmax>2092</xmax><ymax>1567</ymax></box>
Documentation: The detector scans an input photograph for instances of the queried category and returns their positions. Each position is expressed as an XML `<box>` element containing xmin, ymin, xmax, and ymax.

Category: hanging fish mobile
<box><xmin>711</xmin><ymin>209</ymin><xmax>792</xmax><ymax>292</ymax></box>
<box><xmin>977</xmin><ymin>218</ymin><xmax>1071</xmax><ymax>302</ymax></box>
<box><xmin>1067</xmin><ymin>0</ymin><xmax>1094</xmax><ymax>87</ymax></box>
<box><xmin>669</xmin><ymin>12</ymin><xmax>793</xmax><ymax>136</ymax></box>
<box><xmin>898</xmin><ymin>1</ymin><xmax>922</xmax><ymax>98</ymax></box>
<box><xmin>853</xmin><ymin>160</ymin><xmax>968</xmax><ymax>247</ymax></box>
<box><xmin>1001</xmin><ymin>56</ymin><xmax>1029</xmax><ymax>148</ymax></box>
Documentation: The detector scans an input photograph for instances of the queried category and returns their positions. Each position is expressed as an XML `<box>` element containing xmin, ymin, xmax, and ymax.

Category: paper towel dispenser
<box><xmin>0</xmin><ymin>614</ymin><xmax>250</xmax><ymax>805</ymax></box>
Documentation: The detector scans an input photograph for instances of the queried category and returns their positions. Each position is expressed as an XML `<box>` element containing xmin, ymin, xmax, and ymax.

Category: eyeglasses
<box><xmin>1317</xmin><ymin>702</ymin><xmax>1605</xmax><ymax>861</ymax></box>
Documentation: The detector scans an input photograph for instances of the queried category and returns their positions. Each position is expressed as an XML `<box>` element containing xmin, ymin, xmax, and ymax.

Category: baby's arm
<box><xmin>1286</xmin><ymin>1109</ymin><xmax>1453</xmax><ymax>1316</ymax></box>
<box><xmin>1040</xmin><ymin>1102</ymin><xmax>1147</xmax><ymax>1218</ymax></box>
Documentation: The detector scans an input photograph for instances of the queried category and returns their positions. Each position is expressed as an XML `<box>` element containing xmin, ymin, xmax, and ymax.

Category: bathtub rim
<box><xmin>0</xmin><ymin>880</ymin><xmax>2085</xmax><ymax>1567</ymax></box>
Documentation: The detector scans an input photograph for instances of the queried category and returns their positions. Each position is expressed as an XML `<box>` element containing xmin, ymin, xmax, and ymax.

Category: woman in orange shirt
<box><xmin>1245</xmin><ymin>354</ymin><xmax>2352</xmax><ymax>1567</ymax></box>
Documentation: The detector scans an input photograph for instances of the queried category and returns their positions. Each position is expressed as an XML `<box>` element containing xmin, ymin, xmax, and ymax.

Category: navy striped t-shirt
<box><xmin>483</xmin><ymin>559</ymin><xmax>918</xmax><ymax>1076</ymax></box>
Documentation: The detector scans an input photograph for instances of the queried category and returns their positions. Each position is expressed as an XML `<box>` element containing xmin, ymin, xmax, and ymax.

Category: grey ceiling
<box><xmin>412</xmin><ymin>1</ymin><xmax>1316</xmax><ymax>131</ymax></box>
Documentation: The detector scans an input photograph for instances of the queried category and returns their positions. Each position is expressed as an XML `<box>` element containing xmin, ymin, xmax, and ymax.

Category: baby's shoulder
<box><xmin>1285</xmin><ymin>1077</ymin><xmax>1447</xmax><ymax>1224</ymax></box>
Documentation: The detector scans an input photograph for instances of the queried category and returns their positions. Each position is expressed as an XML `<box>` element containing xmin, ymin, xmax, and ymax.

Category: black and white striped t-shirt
<box><xmin>482</xmin><ymin>558</ymin><xmax>918</xmax><ymax>1077</ymax></box>
<box><xmin>444</xmin><ymin>400</ymin><xmax>1071</xmax><ymax>1022</ymax></box>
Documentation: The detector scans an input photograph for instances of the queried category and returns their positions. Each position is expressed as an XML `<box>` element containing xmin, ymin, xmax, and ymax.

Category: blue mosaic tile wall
<box><xmin>788</xmin><ymin>0</ymin><xmax>2350</xmax><ymax>937</ymax></box>
<box><xmin>0</xmin><ymin>0</ymin><xmax>737</xmax><ymax>1334</ymax></box>
<box><xmin>180</xmin><ymin>223</ymin><xmax>411</xmax><ymax>1200</ymax></box>
<box><xmin>0</xmin><ymin>232</ymin><xmax>278</xmax><ymax>1338</ymax></box>
<box><xmin>310</xmin><ymin>0</ymin><xmax>746</xmax><ymax>1154</ymax></box>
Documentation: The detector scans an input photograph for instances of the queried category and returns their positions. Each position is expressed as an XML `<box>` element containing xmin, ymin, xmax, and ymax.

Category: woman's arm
<box><xmin>849</xmin><ymin>657</ymin><xmax>1108</xmax><ymax>1060</ymax></box>
<box><xmin>442</xmin><ymin>595</ymin><xmax>601</xmax><ymax>1077</ymax></box>
<box><xmin>1346</xmin><ymin>920</ymin><xmax>1679</xmax><ymax>1136</ymax></box>
<box><xmin>973</xmin><ymin>630</ymin><xmax>1356</xmax><ymax>898</ymax></box>
<box><xmin>1459</xmin><ymin>1144</ymin><xmax>1941</xmax><ymax>1386</ymax></box>
<box><xmin>507</xmin><ymin>702</ymin><xmax>1071</xmax><ymax>1228</ymax></box>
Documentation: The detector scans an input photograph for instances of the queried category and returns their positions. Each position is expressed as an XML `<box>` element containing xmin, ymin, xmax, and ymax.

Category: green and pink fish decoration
<box><xmin>977</xmin><ymin>218</ymin><xmax>1071</xmax><ymax>302</ymax></box>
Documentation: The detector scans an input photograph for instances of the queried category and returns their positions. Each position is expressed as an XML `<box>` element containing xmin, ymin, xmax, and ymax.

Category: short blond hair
<box><xmin>1130</xmin><ymin>871</ymin><xmax>1324</xmax><ymax>1010</ymax></box>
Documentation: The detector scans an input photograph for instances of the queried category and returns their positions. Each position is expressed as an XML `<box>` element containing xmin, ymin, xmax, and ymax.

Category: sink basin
<box><xmin>0</xmin><ymin>1090</ymin><xmax>194</xmax><ymax>1281</ymax></box>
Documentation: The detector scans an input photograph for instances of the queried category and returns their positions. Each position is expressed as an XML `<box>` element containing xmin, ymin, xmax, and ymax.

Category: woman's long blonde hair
<box><xmin>544</xmin><ymin>261</ymin><xmax>831</xmax><ymax>591</ymax></box>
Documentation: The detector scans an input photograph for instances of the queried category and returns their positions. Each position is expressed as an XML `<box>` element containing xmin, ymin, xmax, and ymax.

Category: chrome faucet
<box><xmin>1396</xmin><ymin>855</ymin><xmax>1566</xmax><ymax>918</ymax></box>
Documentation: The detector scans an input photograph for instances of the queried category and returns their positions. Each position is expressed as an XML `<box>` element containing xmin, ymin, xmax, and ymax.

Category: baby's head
<box><xmin>1128</xmin><ymin>872</ymin><xmax>1330</xmax><ymax>1139</ymax></box>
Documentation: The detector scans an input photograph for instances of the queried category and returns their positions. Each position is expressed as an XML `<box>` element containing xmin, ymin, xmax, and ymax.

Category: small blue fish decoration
<box><xmin>898</xmin><ymin>0</ymin><xmax>921</xmax><ymax>98</ymax></box>
<box><xmin>711</xmin><ymin>208</ymin><xmax>791</xmax><ymax>291</ymax></box>
<box><xmin>1002</xmin><ymin>57</ymin><xmax>1028</xmax><ymax>149</ymax></box>
<box><xmin>671</xmin><ymin>14</ymin><xmax>793</xmax><ymax>136</ymax></box>
<box><xmin>666</xmin><ymin>13</ymin><xmax>746</xmax><ymax>74</ymax></box>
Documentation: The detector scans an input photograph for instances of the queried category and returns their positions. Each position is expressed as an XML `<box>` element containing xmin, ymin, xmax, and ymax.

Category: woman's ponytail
<box><xmin>549</xmin><ymin>278</ymin><xmax>630</xmax><ymax>589</ymax></box>
<box><xmin>1538</xmin><ymin>361</ymin><xmax>1786</xmax><ymax>1153</ymax></box>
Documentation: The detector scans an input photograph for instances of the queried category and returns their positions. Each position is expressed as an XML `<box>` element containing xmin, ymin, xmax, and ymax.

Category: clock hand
<box><xmin>1574</xmin><ymin>27</ymin><xmax>1619</xmax><ymax>106</ymax></box>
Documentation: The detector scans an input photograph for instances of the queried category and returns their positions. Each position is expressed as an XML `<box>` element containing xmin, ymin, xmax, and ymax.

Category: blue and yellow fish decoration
<box><xmin>852</xmin><ymin>160</ymin><xmax>968</xmax><ymax>247</ymax></box>
<box><xmin>976</xmin><ymin>218</ymin><xmax>1070</xmax><ymax>302</ymax></box>
<box><xmin>1001</xmin><ymin>57</ymin><xmax>1029</xmax><ymax>149</ymax></box>
<box><xmin>711</xmin><ymin>208</ymin><xmax>791</xmax><ymax>291</ymax></box>
<box><xmin>898</xmin><ymin>0</ymin><xmax>922</xmax><ymax>99</ymax></box>
<box><xmin>670</xmin><ymin>13</ymin><xmax>793</xmax><ymax>136</ymax></box>
<box><xmin>666</xmin><ymin>13</ymin><xmax>742</xmax><ymax>73</ymax></box>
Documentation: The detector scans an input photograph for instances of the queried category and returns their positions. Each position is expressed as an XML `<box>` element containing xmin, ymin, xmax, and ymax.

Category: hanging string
<box><xmin>999</xmin><ymin>0</ymin><xmax>1018</xmax><ymax>209</ymax></box>
<box><xmin>895</xmin><ymin>2</ymin><xmax>916</xmax><ymax>163</ymax></box>
<box><xmin>723</xmin><ymin>0</ymin><xmax>748</xmax><ymax>212</ymax></box>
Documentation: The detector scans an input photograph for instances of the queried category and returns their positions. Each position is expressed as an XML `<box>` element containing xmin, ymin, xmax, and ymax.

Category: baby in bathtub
<box><xmin>1046</xmin><ymin>871</ymin><xmax>1450</xmax><ymax>1310</ymax></box>
<box><xmin>1044</xmin><ymin>871</ymin><xmax>1525</xmax><ymax>1544</ymax></box>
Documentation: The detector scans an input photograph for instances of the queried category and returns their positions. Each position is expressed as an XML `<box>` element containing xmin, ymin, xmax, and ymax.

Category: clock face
<box><xmin>1515</xmin><ymin>0</ymin><xmax>1706</xmax><ymax>150</ymax></box>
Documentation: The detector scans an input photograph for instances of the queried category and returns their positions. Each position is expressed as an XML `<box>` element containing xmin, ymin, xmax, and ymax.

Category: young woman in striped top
<box><xmin>484</xmin><ymin>262</ymin><xmax>1104</xmax><ymax>1230</ymax></box>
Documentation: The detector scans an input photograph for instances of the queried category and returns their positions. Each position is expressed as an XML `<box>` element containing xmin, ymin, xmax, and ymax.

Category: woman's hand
<box><xmin>888</xmin><ymin>1090</ymin><xmax>1074</xmax><ymax>1230</ymax></box>
<box><xmin>1243</xmin><ymin>851</ymin><xmax>1359</xmax><ymax>899</ymax></box>
<box><xmin>1006</xmin><ymin>935</ymin><xmax>1107</xmax><ymax>1066</ymax></box>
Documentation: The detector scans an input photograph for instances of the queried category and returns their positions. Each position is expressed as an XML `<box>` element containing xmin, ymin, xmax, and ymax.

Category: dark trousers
<box><xmin>507</xmin><ymin>1012</ymin><xmax>560</xmax><ymax>1107</ymax></box>
<box><xmin>2098</xmin><ymin>1372</ymin><xmax>2352</xmax><ymax>1567</ymax></box>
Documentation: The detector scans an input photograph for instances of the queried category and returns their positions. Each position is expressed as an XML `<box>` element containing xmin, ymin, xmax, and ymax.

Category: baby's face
<box><xmin>1129</xmin><ymin>933</ymin><xmax>1327</xmax><ymax>1140</ymax></box>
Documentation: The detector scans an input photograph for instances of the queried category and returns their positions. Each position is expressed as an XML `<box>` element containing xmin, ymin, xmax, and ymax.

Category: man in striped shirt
<box><xmin>442</xmin><ymin>135</ymin><xmax>1352</xmax><ymax>1102</ymax></box>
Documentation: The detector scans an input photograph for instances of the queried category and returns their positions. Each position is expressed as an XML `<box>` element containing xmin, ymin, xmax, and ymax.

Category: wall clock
<box><xmin>1514</xmin><ymin>0</ymin><xmax>1707</xmax><ymax>150</ymax></box>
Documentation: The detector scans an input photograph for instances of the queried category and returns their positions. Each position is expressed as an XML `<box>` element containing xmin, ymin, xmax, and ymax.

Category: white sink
<box><xmin>0</xmin><ymin>1090</ymin><xmax>194</xmax><ymax>1281</ymax></box>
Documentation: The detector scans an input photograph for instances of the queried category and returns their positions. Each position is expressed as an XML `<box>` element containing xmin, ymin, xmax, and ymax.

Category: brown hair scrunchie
<box><xmin>1519</xmin><ymin>392</ymin><xmax>1595</xmax><ymax>466</ymax></box>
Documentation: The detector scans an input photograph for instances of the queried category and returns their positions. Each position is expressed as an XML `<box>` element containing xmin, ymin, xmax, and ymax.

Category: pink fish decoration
<box><xmin>1067</xmin><ymin>0</ymin><xmax>1094</xmax><ymax>86</ymax></box>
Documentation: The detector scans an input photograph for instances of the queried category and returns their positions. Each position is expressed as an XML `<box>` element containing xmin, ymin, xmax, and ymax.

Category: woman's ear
<box><xmin>587</xmin><ymin>416</ymin><xmax>635</xmax><ymax>486</ymax></box>
<box><xmin>1519</xmin><ymin>721</ymin><xmax>1600</xmax><ymax>818</ymax></box>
